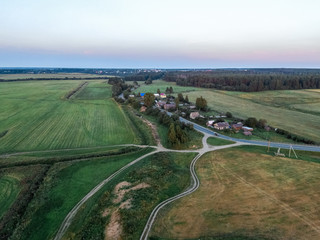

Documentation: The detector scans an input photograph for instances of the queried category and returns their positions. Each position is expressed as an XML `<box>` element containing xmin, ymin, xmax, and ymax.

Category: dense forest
<box><xmin>164</xmin><ymin>69</ymin><xmax>320</xmax><ymax>92</ymax></box>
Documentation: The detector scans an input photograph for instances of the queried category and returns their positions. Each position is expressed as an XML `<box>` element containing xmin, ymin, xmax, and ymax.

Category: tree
<box><xmin>257</xmin><ymin>119</ymin><xmax>267</xmax><ymax>128</ymax></box>
<box><xmin>144</xmin><ymin>92</ymin><xmax>155</xmax><ymax>108</ymax></box>
<box><xmin>178</xmin><ymin>93</ymin><xmax>184</xmax><ymax>102</ymax></box>
<box><xmin>226</xmin><ymin>112</ymin><xmax>233</xmax><ymax>118</ymax></box>
<box><xmin>157</xmin><ymin>88</ymin><xmax>161</xmax><ymax>94</ymax></box>
<box><xmin>168</xmin><ymin>123</ymin><xmax>177</xmax><ymax>144</ymax></box>
<box><xmin>169</xmin><ymin>86</ymin><xmax>173</xmax><ymax>93</ymax></box>
<box><xmin>196</xmin><ymin>96</ymin><xmax>207</xmax><ymax>110</ymax></box>
<box><xmin>245</xmin><ymin>117</ymin><xmax>258</xmax><ymax>128</ymax></box>
<box><xmin>185</xmin><ymin>95</ymin><xmax>189</xmax><ymax>103</ymax></box>
<box><xmin>175</xmin><ymin>97</ymin><xmax>180</xmax><ymax>107</ymax></box>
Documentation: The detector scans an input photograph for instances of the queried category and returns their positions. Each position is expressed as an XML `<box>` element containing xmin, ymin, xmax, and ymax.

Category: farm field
<box><xmin>0</xmin><ymin>175</ymin><xmax>20</xmax><ymax>218</ymax></box>
<box><xmin>131</xmin><ymin>80</ymin><xmax>198</xmax><ymax>94</ymax></box>
<box><xmin>0</xmin><ymin>80</ymin><xmax>138</xmax><ymax>154</ymax></box>
<box><xmin>186</xmin><ymin>89</ymin><xmax>320</xmax><ymax>143</ymax></box>
<box><xmin>63</xmin><ymin>151</ymin><xmax>197</xmax><ymax>240</ymax></box>
<box><xmin>151</xmin><ymin>146</ymin><xmax>320</xmax><ymax>240</ymax></box>
<box><xmin>0</xmin><ymin>73</ymin><xmax>104</xmax><ymax>80</ymax></box>
<box><xmin>10</xmin><ymin>148</ymin><xmax>153</xmax><ymax>240</ymax></box>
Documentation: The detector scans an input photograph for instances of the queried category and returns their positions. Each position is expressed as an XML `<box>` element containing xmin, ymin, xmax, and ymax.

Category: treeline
<box><xmin>164</xmin><ymin>70</ymin><xmax>320</xmax><ymax>92</ymax></box>
<box><xmin>124</xmin><ymin>72</ymin><xmax>164</xmax><ymax>82</ymax></box>
<box><xmin>108</xmin><ymin>77</ymin><xmax>132</xmax><ymax>97</ymax></box>
<box><xmin>275</xmin><ymin>128</ymin><xmax>316</xmax><ymax>145</ymax></box>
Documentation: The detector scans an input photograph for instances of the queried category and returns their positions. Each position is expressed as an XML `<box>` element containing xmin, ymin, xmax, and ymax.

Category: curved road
<box><xmin>179</xmin><ymin>116</ymin><xmax>320</xmax><ymax>152</ymax></box>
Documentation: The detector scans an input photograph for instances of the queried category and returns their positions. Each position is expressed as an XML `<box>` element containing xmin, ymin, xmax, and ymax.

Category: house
<box><xmin>206</xmin><ymin>120</ymin><xmax>215</xmax><ymax>126</ymax></box>
<box><xmin>190</xmin><ymin>112</ymin><xmax>200</xmax><ymax>119</ymax></box>
<box><xmin>154</xmin><ymin>93</ymin><xmax>160</xmax><ymax>98</ymax></box>
<box><xmin>140</xmin><ymin>93</ymin><xmax>145</xmax><ymax>97</ymax></box>
<box><xmin>213</xmin><ymin>122</ymin><xmax>230</xmax><ymax>130</ymax></box>
<box><xmin>215</xmin><ymin>115</ymin><xmax>226</xmax><ymax>118</ymax></box>
<box><xmin>242</xmin><ymin>126</ymin><xmax>253</xmax><ymax>132</ymax></box>
<box><xmin>243</xmin><ymin>131</ymin><xmax>252</xmax><ymax>136</ymax></box>
<box><xmin>232</xmin><ymin>122</ymin><xmax>243</xmax><ymax>131</ymax></box>
<box><xmin>129</xmin><ymin>95</ymin><xmax>135</xmax><ymax>98</ymax></box>
<box><xmin>160</xmin><ymin>93</ymin><xmax>166</xmax><ymax>99</ymax></box>
<box><xmin>164</xmin><ymin>103</ymin><xmax>176</xmax><ymax>110</ymax></box>
<box><xmin>157</xmin><ymin>101</ymin><xmax>166</xmax><ymax>108</ymax></box>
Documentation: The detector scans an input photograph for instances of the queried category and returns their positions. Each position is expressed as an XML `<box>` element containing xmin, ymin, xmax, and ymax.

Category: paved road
<box><xmin>178</xmin><ymin>116</ymin><xmax>320</xmax><ymax>152</ymax></box>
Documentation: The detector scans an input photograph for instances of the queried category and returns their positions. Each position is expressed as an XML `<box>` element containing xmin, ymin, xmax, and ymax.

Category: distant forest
<box><xmin>163</xmin><ymin>69</ymin><xmax>320</xmax><ymax>92</ymax></box>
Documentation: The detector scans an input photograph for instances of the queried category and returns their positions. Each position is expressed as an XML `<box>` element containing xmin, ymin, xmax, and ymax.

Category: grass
<box><xmin>151</xmin><ymin>146</ymin><xmax>320</xmax><ymax>240</ymax></box>
<box><xmin>0</xmin><ymin>80</ymin><xmax>139</xmax><ymax>154</ymax></box>
<box><xmin>63</xmin><ymin>152</ymin><xmax>197</xmax><ymax>240</ymax></box>
<box><xmin>0</xmin><ymin>175</ymin><xmax>20</xmax><ymax>218</ymax></box>
<box><xmin>131</xmin><ymin>80</ymin><xmax>197</xmax><ymax>94</ymax></box>
<box><xmin>207</xmin><ymin>137</ymin><xmax>235</xmax><ymax>146</ymax></box>
<box><xmin>186</xmin><ymin>89</ymin><xmax>320</xmax><ymax>143</ymax></box>
<box><xmin>0</xmin><ymin>73</ymin><xmax>105</xmax><ymax>80</ymax></box>
<box><xmin>10</xmin><ymin>148</ymin><xmax>154</xmax><ymax>240</ymax></box>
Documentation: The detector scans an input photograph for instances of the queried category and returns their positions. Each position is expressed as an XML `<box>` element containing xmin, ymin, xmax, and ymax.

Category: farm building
<box><xmin>160</xmin><ymin>93</ymin><xmax>166</xmax><ymax>99</ymax></box>
<box><xmin>242</xmin><ymin>126</ymin><xmax>253</xmax><ymax>132</ymax></box>
<box><xmin>154</xmin><ymin>93</ymin><xmax>160</xmax><ymax>98</ymax></box>
<box><xmin>243</xmin><ymin>131</ymin><xmax>252</xmax><ymax>136</ymax></box>
<box><xmin>157</xmin><ymin>101</ymin><xmax>166</xmax><ymax>108</ymax></box>
<box><xmin>206</xmin><ymin>120</ymin><xmax>215</xmax><ymax>126</ymax></box>
<box><xmin>164</xmin><ymin>103</ymin><xmax>176</xmax><ymax>110</ymax></box>
<box><xmin>129</xmin><ymin>95</ymin><xmax>135</xmax><ymax>98</ymax></box>
<box><xmin>232</xmin><ymin>122</ymin><xmax>243</xmax><ymax>131</ymax></box>
<box><xmin>190</xmin><ymin>112</ymin><xmax>200</xmax><ymax>119</ymax></box>
<box><xmin>213</xmin><ymin>122</ymin><xmax>230</xmax><ymax>130</ymax></box>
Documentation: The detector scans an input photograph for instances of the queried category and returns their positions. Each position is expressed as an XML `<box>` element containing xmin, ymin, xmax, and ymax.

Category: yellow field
<box><xmin>151</xmin><ymin>147</ymin><xmax>320</xmax><ymax>239</ymax></box>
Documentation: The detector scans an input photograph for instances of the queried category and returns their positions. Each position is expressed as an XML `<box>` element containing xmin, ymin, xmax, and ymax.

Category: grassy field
<box><xmin>187</xmin><ymin>89</ymin><xmax>320</xmax><ymax>142</ymax></box>
<box><xmin>10</xmin><ymin>148</ymin><xmax>153</xmax><ymax>240</ymax></box>
<box><xmin>63</xmin><ymin>152</ymin><xmax>197</xmax><ymax>240</ymax></box>
<box><xmin>151</xmin><ymin>146</ymin><xmax>320</xmax><ymax>240</ymax></box>
<box><xmin>0</xmin><ymin>80</ymin><xmax>139</xmax><ymax>154</ymax></box>
<box><xmin>131</xmin><ymin>80</ymin><xmax>198</xmax><ymax>94</ymax></box>
<box><xmin>207</xmin><ymin>137</ymin><xmax>235</xmax><ymax>146</ymax></box>
<box><xmin>0</xmin><ymin>73</ymin><xmax>104</xmax><ymax>80</ymax></box>
<box><xmin>0</xmin><ymin>175</ymin><xmax>20</xmax><ymax>218</ymax></box>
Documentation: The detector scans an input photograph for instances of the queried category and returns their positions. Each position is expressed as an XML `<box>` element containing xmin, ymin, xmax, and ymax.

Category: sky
<box><xmin>1</xmin><ymin>0</ymin><xmax>320</xmax><ymax>68</ymax></box>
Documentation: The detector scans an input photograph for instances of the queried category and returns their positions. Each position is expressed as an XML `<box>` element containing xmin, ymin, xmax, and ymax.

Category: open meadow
<box><xmin>151</xmin><ymin>146</ymin><xmax>320</xmax><ymax>240</ymax></box>
<box><xmin>0</xmin><ymin>80</ymin><xmax>139</xmax><ymax>154</ymax></box>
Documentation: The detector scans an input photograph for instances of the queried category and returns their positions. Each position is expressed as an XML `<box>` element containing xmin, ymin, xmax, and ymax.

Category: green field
<box><xmin>11</xmin><ymin>148</ymin><xmax>153</xmax><ymax>240</ymax></box>
<box><xmin>0</xmin><ymin>175</ymin><xmax>20</xmax><ymax>218</ymax></box>
<box><xmin>0</xmin><ymin>80</ymin><xmax>138</xmax><ymax>154</ymax></box>
<box><xmin>207</xmin><ymin>137</ymin><xmax>235</xmax><ymax>146</ymax></box>
<box><xmin>132</xmin><ymin>80</ymin><xmax>198</xmax><ymax>94</ymax></box>
<box><xmin>151</xmin><ymin>146</ymin><xmax>320</xmax><ymax>240</ymax></box>
<box><xmin>0</xmin><ymin>73</ymin><xmax>104</xmax><ymax>80</ymax></box>
<box><xmin>187</xmin><ymin>89</ymin><xmax>320</xmax><ymax>142</ymax></box>
<box><xmin>63</xmin><ymin>151</ymin><xmax>197</xmax><ymax>240</ymax></box>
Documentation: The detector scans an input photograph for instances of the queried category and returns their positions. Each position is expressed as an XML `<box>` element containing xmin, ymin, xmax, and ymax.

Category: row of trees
<box><xmin>164</xmin><ymin>71</ymin><xmax>320</xmax><ymax>92</ymax></box>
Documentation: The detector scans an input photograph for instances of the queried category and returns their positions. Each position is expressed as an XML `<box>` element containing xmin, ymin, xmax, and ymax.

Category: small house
<box><xmin>213</xmin><ymin>122</ymin><xmax>230</xmax><ymax>130</ymax></box>
<box><xmin>206</xmin><ymin>120</ymin><xmax>215</xmax><ymax>126</ymax></box>
<box><xmin>242</xmin><ymin>126</ymin><xmax>253</xmax><ymax>132</ymax></box>
<box><xmin>164</xmin><ymin>103</ymin><xmax>176</xmax><ymax>110</ymax></box>
<box><xmin>190</xmin><ymin>112</ymin><xmax>200</xmax><ymax>119</ymax></box>
<box><xmin>232</xmin><ymin>122</ymin><xmax>243</xmax><ymax>131</ymax></box>
<box><xmin>154</xmin><ymin>93</ymin><xmax>160</xmax><ymax>98</ymax></box>
<box><xmin>160</xmin><ymin>93</ymin><xmax>166</xmax><ymax>99</ymax></box>
<box><xmin>129</xmin><ymin>95</ymin><xmax>135</xmax><ymax>98</ymax></box>
<box><xmin>157</xmin><ymin>101</ymin><xmax>166</xmax><ymax>108</ymax></box>
<box><xmin>243</xmin><ymin>131</ymin><xmax>252</xmax><ymax>136</ymax></box>
<box><xmin>140</xmin><ymin>93</ymin><xmax>145</xmax><ymax>97</ymax></box>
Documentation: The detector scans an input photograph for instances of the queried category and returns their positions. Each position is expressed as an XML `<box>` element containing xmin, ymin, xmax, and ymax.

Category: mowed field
<box><xmin>151</xmin><ymin>147</ymin><xmax>320</xmax><ymax>239</ymax></box>
<box><xmin>0</xmin><ymin>80</ymin><xmax>137</xmax><ymax>154</ymax></box>
<box><xmin>0</xmin><ymin>175</ymin><xmax>20</xmax><ymax>218</ymax></box>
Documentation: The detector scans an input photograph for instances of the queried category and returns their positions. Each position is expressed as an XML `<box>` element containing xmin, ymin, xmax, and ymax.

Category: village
<box><xmin>129</xmin><ymin>90</ymin><xmax>270</xmax><ymax>138</ymax></box>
